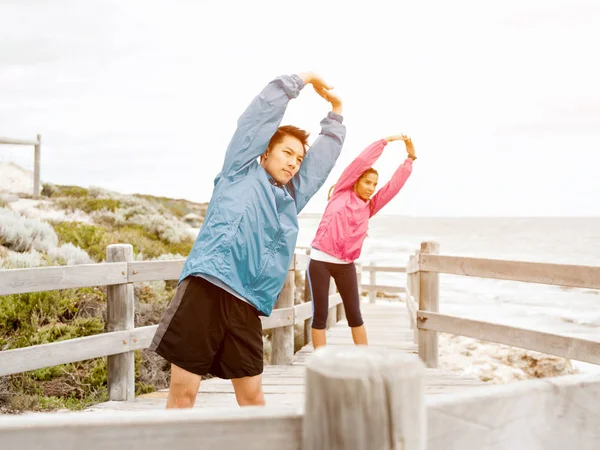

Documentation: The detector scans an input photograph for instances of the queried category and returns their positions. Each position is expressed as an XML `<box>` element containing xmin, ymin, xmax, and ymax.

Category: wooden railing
<box><xmin>3</xmin><ymin>241</ymin><xmax>600</xmax><ymax>448</ymax></box>
<box><xmin>1</xmin><ymin>244</ymin><xmax>404</xmax><ymax>400</ymax></box>
<box><xmin>406</xmin><ymin>241</ymin><xmax>600</xmax><ymax>368</ymax></box>
<box><xmin>0</xmin><ymin>134</ymin><xmax>41</xmax><ymax>197</ymax></box>
<box><xmin>2</xmin><ymin>345</ymin><xmax>599</xmax><ymax>449</ymax></box>
<box><xmin>359</xmin><ymin>261</ymin><xmax>406</xmax><ymax>303</ymax></box>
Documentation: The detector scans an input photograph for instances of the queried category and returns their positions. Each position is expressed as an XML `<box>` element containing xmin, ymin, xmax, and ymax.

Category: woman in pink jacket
<box><xmin>307</xmin><ymin>134</ymin><xmax>416</xmax><ymax>349</ymax></box>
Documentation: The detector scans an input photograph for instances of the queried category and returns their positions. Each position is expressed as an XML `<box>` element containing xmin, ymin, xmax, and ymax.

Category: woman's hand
<box><xmin>385</xmin><ymin>134</ymin><xmax>416</xmax><ymax>160</ymax></box>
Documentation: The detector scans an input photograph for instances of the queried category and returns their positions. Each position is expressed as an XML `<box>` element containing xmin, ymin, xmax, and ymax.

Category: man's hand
<box><xmin>298</xmin><ymin>72</ymin><xmax>332</xmax><ymax>91</ymax></box>
<box><xmin>384</xmin><ymin>134</ymin><xmax>416</xmax><ymax>159</ymax></box>
<box><xmin>314</xmin><ymin>86</ymin><xmax>343</xmax><ymax>115</ymax></box>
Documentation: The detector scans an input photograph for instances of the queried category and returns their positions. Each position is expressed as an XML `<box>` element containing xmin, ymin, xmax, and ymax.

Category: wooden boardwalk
<box><xmin>88</xmin><ymin>300</ymin><xmax>484</xmax><ymax>413</ymax></box>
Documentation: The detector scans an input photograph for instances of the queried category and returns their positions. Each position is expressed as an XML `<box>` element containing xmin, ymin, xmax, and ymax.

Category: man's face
<box><xmin>261</xmin><ymin>135</ymin><xmax>304</xmax><ymax>185</ymax></box>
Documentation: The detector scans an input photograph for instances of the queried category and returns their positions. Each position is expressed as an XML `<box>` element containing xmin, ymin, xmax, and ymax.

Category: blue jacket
<box><xmin>179</xmin><ymin>74</ymin><xmax>346</xmax><ymax>316</ymax></box>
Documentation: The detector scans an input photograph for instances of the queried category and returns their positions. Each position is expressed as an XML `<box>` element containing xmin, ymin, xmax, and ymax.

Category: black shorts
<box><xmin>149</xmin><ymin>275</ymin><xmax>263</xmax><ymax>379</ymax></box>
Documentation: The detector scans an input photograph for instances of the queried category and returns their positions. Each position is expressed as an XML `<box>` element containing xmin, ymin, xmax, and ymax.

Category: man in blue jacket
<box><xmin>150</xmin><ymin>72</ymin><xmax>345</xmax><ymax>408</ymax></box>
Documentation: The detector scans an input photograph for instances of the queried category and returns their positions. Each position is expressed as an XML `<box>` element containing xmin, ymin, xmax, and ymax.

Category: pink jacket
<box><xmin>311</xmin><ymin>139</ymin><xmax>413</xmax><ymax>262</ymax></box>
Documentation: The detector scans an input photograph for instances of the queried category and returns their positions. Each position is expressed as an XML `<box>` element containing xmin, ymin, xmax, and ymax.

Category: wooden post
<box><xmin>356</xmin><ymin>262</ymin><xmax>363</xmax><ymax>297</ymax></box>
<box><xmin>303</xmin><ymin>249</ymin><xmax>313</xmax><ymax>345</ymax></box>
<box><xmin>407</xmin><ymin>254</ymin><xmax>413</xmax><ymax>317</ymax></box>
<box><xmin>412</xmin><ymin>250</ymin><xmax>421</xmax><ymax>344</ymax></box>
<box><xmin>303</xmin><ymin>346</ymin><xmax>426</xmax><ymax>450</ymax></box>
<box><xmin>304</xmin><ymin>249</ymin><xmax>312</xmax><ymax>345</ymax></box>
<box><xmin>336</xmin><ymin>292</ymin><xmax>346</xmax><ymax>323</ymax></box>
<box><xmin>407</xmin><ymin>256</ymin><xmax>413</xmax><ymax>297</ymax></box>
<box><xmin>418</xmin><ymin>241</ymin><xmax>440</xmax><ymax>368</ymax></box>
<box><xmin>369</xmin><ymin>261</ymin><xmax>376</xmax><ymax>303</ymax></box>
<box><xmin>106</xmin><ymin>244</ymin><xmax>135</xmax><ymax>401</ymax></box>
<box><xmin>33</xmin><ymin>134</ymin><xmax>41</xmax><ymax>198</ymax></box>
<box><xmin>271</xmin><ymin>260</ymin><xmax>295</xmax><ymax>365</ymax></box>
<box><xmin>304</xmin><ymin>316</ymin><xmax>312</xmax><ymax>346</ymax></box>
<box><xmin>406</xmin><ymin>249</ymin><xmax>420</xmax><ymax>344</ymax></box>
<box><xmin>304</xmin><ymin>309</ymin><xmax>312</xmax><ymax>347</ymax></box>
<box><xmin>326</xmin><ymin>278</ymin><xmax>337</xmax><ymax>329</ymax></box>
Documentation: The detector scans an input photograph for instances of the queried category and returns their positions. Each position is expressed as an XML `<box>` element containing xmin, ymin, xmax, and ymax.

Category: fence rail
<box><xmin>419</xmin><ymin>253</ymin><xmax>600</xmax><ymax>289</ymax></box>
<box><xmin>0</xmin><ymin>246</ymin><xmax>384</xmax><ymax>385</ymax></box>
<box><xmin>2</xmin><ymin>347</ymin><xmax>599</xmax><ymax>449</ymax></box>
<box><xmin>0</xmin><ymin>134</ymin><xmax>41</xmax><ymax>197</ymax></box>
<box><xmin>3</xmin><ymin>239</ymin><xmax>599</xmax><ymax>404</ymax></box>
<box><xmin>407</xmin><ymin>241</ymin><xmax>600</xmax><ymax>369</ymax></box>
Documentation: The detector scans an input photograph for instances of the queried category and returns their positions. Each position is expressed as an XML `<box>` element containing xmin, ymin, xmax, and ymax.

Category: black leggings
<box><xmin>307</xmin><ymin>258</ymin><xmax>363</xmax><ymax>330</ymax></box>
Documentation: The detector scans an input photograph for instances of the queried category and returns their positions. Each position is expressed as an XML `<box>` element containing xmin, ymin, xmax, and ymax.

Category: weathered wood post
<box><xmin>407</xmin><ymin>249</ymin><xmax>421</xmax><ymax>344</ymax></box>
<box><xmin>407</xmin><ymin>254</ymin><xmax>414</xmax><ymax>328</ymax></box>
<box><xmin>418</xmin><ymin>241</ymin><xmax>440</xmax><ymax>368</ymax></box>
<box><xmin>33</xmin><ymin>134</ymin><xmax>41</xmax><ymax>198</ymax></box>
<box><xmin>271</xmin><ymin>255</ymin><xmax>296</xmax><ymax>364</ymax></box>
<box><xmin>356</xmin><ymin>262</ymin><xmax>363</xmax><ymax>296</ymax></box>
<box><xmin>106</xmin><ymin>244</ymin><xmax>135</xmax><ymax>401</ymax></box>
<box><xmin>326</xmin><ymin>278</ymin><xmax>337</xmax><ymax>329</ymax></box>
<box><xmin>336</xmin><ymin>284</ymin><xmax>346</xmax><ymax>323</ymax></box>
<box><xmin>369</xmin><ymin>261</ymin><xmax>377</xmax><ymax>303</ymax></box>
<box><xmin>303</xmin><ymin>346</ymin><xmax>426</xmax><ymax>450</ymax></box>
<box><xmin>303</xmin><ymin>249</ymin><xmax>312</xmax><ymax>345</ymax></box>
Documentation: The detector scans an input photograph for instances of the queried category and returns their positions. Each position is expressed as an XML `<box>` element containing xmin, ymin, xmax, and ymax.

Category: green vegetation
<box><xmin>0</xmin><ymin>183</ymin><xmax>206</xmax><ymax>413</ymax></box>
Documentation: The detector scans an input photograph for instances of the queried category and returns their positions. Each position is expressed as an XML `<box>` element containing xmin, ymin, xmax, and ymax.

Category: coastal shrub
<box><xmin>55</xmin><ymin>197</ymin><xmax>121</xmax><ymax>214</ymax></box>
<box><xmin>47</xmin><ymin>243</ymin><xmax>93</xmax><ymax>266</ymax></box>
<box><xmin>2</xmin><ymin>250</ymin><xmax>43</xmax><ymax>268</ymax></box>
<box><xmin>0</xmin><ymin>208</ymin><xmax>59</xmax><ymax>252</ymax></box>
<box><xmin>52</xmin><ymin>222</ymin><xmax>109</xmax><ymax>262</ymax></box>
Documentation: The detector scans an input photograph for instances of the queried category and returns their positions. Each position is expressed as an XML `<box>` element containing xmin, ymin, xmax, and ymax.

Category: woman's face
<box><xmin>354</xmin><ymin>173</ymin><xmax>378</xmax><ymax>201</ymax></box>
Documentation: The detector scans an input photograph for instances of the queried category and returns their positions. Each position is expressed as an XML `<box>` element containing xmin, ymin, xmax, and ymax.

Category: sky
<box><xmin>1</xmin><ymin>0</ymin><xmax>599</xmax><ymax>216</ymax></box>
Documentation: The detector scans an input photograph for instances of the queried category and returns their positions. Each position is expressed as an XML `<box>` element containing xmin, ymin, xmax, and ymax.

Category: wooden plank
<box><xmin>405</xmin><ymin>293</ymin><xmax>418</xmax><ymax>328</ymax></box>
<box><xmin>106</xmin><ymin>244</ymin><xmax>135</xmax><ymax>401</ymax></box>
<box><xmin>328</xmin><ymin>293</ymin><xmax>342</xmax><ymax>308</ymax></box>
<box><xmin>128</xmin><ymin>260</ymin><xmax>185</xmax><ymax>282</ymax></box>
<box><xmin>261</xmin><ymin>307</ymin><xmax>295</xmax><ymax>330</ymax></box>
<box><xmin>419</xmin><ymin>242</ymin><xmax>440</xmax><ymax>368</ymax></box>
<box><xmin>420</xmin><ymin>254</ymin><xmax>600</xmax><ymax>289</ymax></box>
<box><xmin>418</xmin><ymin>311</ymin><xmax>600</xmax><ymax>365</ymax></box>
<box><xmin>271</xmin><ymin>271</ymin><xmax>295</xmax><ymax>364</ymax></box>
<box><xmin>362</xmin><ymin>265</ymin><xmax>406</xmax><ymax>273</ymax></box>
<box><xmin>362</xmin><ymin>284</ymin><xmax>405</xmax><ymax>293</ymax></box>
<box><xmin>0</xmin><ymin>136</ymin><xmax>39</xmax><ymax>145</ymax></box>
<box><xmin>0</xmin><ymin>407</ymin><xmax>303</xmax><ymax>450</ymax></box>
<box><xmin>294</xmin><ymin>252</ymin><xmax>309</xmax><ymax>271</ymax></box>
<box><xmin>326</xmin><ymin>278</ymin><xmax>338</xmax><ymax>328</ymax></box>
<box><xmin>0</xmin><ymin>263</ymin><xmax>128</xmax><ymax>295</ymax></box>
<box><xmin>409</xmin><ymin>253</ymin><xmax>421</xmax><ymax>343</ymax></box>
<box><xmin>0</xmin><ymin>326</ymin><xmax>157</xmax><ymax>377</ymax></box>
<box><xmin>406</xmin><ymin>256</ymin><xmax>420</xmax><ymax>274</ymax></box>
<box><xmin>369</xmin><ymin>261</ymin><xmax>376</xmax><ymax>303</ymax></box>
<box><xmin>33</xmin><ymin>134</ymin><xmax>41</xmax><ymax>197</ymax></box>
<box><xmin>294</xmin><ymin>301</ymin><xmax>313</xmax><ymax>322</ymax></box>
<box><xmin>199</xmin><ymin>384</ymin><xmax>306</xmax><ymax>394</ymax></box>
<box><xmin>426</xmin><ymin>373</ymin><xmax>600</xmax><ymax>450</ymax></box>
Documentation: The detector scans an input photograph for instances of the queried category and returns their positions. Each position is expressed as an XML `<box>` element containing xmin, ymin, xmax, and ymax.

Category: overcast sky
<box><xmin>1</xmin><ymin>0</ymin><xmax>599</xmax><ymax>216</ymax></box>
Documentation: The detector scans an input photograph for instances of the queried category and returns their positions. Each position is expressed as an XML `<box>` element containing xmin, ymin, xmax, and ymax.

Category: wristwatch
<box><xmin>408</xmin><ymin>155</ymin><xmax>417</xmax><ymax>161</ymax></box>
